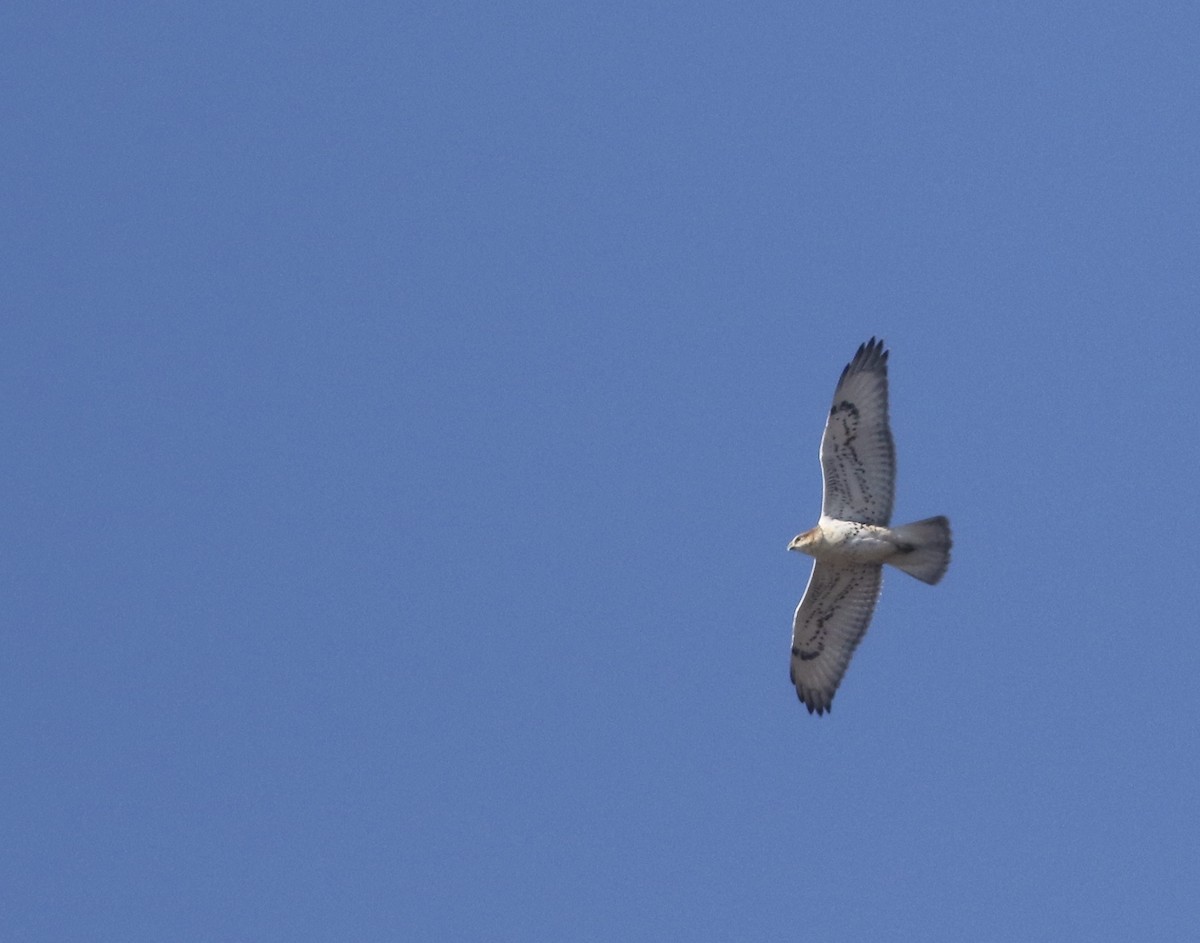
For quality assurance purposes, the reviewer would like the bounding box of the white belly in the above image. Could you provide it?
[813,517,900,565]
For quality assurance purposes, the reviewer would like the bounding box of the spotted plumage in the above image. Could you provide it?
[788,338,951,715]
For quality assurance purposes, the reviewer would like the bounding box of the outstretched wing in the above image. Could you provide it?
[820,337,895,525]
[790,562,883,715]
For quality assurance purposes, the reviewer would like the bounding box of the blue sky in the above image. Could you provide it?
[4,2,1199,940]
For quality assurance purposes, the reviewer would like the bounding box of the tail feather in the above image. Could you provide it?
[889,516,952,585]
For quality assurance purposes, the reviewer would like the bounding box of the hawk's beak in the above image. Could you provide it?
[788,536,802,552]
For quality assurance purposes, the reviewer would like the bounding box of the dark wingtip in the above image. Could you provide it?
[840,337,888,382]
[863,336,887,364]
[795,687,833,716]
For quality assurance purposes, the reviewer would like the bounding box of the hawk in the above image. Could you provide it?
[788,338,951,714]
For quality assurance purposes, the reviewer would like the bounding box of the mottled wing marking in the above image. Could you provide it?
[819,337,895,526]
[790,562,884,715]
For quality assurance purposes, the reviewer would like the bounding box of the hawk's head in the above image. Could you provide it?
[788,528,820,555]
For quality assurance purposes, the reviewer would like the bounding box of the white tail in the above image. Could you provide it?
[888,516,952,585]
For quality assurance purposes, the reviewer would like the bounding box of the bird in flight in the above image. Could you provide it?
[788,338,951,714]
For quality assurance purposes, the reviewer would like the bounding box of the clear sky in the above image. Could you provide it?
[4,2,1199,940]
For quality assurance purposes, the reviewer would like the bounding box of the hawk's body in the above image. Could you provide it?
[788,338,951,715]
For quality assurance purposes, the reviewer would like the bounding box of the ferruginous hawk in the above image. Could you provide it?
[788,338,951,715]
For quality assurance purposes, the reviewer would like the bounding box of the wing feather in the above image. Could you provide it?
[790,562,883,714]
[819,337,895,525]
